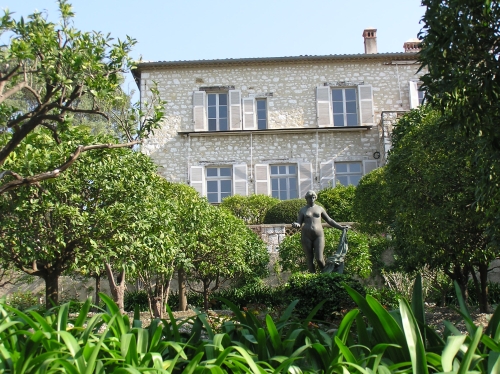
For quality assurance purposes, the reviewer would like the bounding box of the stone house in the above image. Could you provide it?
[133,29,424,203]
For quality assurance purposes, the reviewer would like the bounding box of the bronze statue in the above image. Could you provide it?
[292,190,348,273]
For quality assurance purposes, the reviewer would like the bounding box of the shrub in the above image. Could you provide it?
[6,291,42,310]
[220,194,280,225]
[284,272,365,320]
[317,184,356,222]
[124,290,149,312]
[213,281,287,310]
[264,198,324,224]
[278,228,373,278]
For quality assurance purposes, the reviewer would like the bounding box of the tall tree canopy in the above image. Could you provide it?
[0,0,164,195]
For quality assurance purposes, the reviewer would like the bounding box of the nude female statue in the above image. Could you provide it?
[292,190,348,273]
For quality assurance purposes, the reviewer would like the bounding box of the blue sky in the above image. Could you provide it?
[3,0,424,93]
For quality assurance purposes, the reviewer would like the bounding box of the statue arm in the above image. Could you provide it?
[292,209,304,228]
[321,209,346,230]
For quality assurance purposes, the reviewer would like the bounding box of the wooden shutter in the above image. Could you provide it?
[320,160,335,190]
[358,85,374,125]
[189,166,205,196]
[298,162,313,199]
[193,91,207,131]
[229,90,242,130]
[409,81,420,109]
[363,160,378,175]
[242,97,257,130]
[316,86,332,127]
[233,164,248,196]
[254,164,270,195]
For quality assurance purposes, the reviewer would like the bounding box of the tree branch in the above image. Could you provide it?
[0,140,140,194]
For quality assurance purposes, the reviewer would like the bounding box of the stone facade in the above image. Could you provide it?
[134,46,425,200]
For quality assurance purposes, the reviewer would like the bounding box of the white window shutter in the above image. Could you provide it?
[358,85,374,125]
[316,86,332,127]
[363,160,378,175]
[242,97,257,130]
[193,91,207,131]
[233,164,248,196]
[254,164,270,195]
[298,163,313,199]
[320,160,335,190]
[189,166,205,196]
[409,81,420,109]
[229,90,242,130]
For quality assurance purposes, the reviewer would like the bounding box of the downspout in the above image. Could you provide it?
[187,134,191,183]
[250,132,254,182]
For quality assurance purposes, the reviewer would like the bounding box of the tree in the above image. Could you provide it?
[0,127,163,309]
[384,107,494,312]
[0,0,164,195]
[317,184,356,222]
[419,0,500,243]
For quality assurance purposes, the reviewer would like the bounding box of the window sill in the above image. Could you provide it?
[178,126,373,136]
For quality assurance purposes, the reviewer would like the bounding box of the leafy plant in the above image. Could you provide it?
[124,290,149,312]
[317,184,356,222]
[264,198,324,224]
[220,194,280,225]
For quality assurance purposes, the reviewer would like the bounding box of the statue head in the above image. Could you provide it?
[305,190,317,199]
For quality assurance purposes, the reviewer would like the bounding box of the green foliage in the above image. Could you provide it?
[354,167,392,234]
[285,272,364,320]
[264,198,324,224]
[220,194,280,225]
[5,291,43,311]
[365,286,401,309]
[278,228,373,278]
[317,184,356,222]
[124,290,149,312]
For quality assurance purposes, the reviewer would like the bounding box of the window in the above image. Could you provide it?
[418,86,425,105]
[270,165,298,200]
[206,167,232,203]
[332,88,358,126]
[207,93,228,131]
[256,99,267,130]
[335,162,362,186]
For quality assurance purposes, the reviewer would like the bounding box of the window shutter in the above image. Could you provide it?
[363,160,378,175]
[229,90,242,130]
[233,164,248,196]
[358,85,374,125]
[193,91,207,131]
[254,164,270,195]
[409,81,419,109]
[190,166,205,196]
[316,86,332,127]
[320,160,335,190]
[298,162,313,199]
[242,97,257,130]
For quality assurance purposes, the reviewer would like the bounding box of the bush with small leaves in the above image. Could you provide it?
[264,198,324,224]
[220,194,280,225]
[317,184,356,222]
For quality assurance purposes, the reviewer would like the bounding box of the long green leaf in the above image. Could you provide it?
[400,299,429,374]
[85,313,116,374]
[488,351,500,374]
[74,298,92,329]
[485,303,500,339]
[266,314,281,355]
[453,282,475,335]
[458,326,483,374]
[411,274,427,346]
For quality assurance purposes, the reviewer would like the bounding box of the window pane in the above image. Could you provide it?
[207,180,218,192]
[346,114,357,126]
[208,94,216,105]
[220,180,232,193]
[258,120,267,130]
[207,193,218,203]
[345,89,356,101]
[288,165,296,175]
[333,102,344,114]
[271,178,279,190]
[349,163,362,173]
[337,176,348,186]
[256,100,266,110]
[208,119,216,131]
[219,93,227,105]
[289,189,298,199]
[219,105,227,118]
[289,177,297,191]
[336,164,348,173]
[272,190,279,199]
[278,165,286,174]
[208,106,216,119]
[350,175,362,186]
[278,178,286,190]
[221,191,231,200]
[270,166,278,175]
[280,191,287,200]
[345,101,357,114]
[333,114,345,126]
[220,167,231,176]
[219,119,228,131]
[332,89,343,101]
[206,168,218,177]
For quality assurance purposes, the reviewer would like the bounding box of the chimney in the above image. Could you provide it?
[363,28,378,54]
[403,38,422,53]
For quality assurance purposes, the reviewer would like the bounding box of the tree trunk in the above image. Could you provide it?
[105,263,126,313]
[44,274,59,309]
[151,281,163,319]
[95,274,101,306]
[178,268,187,311]
[478,263,489,313]
[203,279,210,311]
